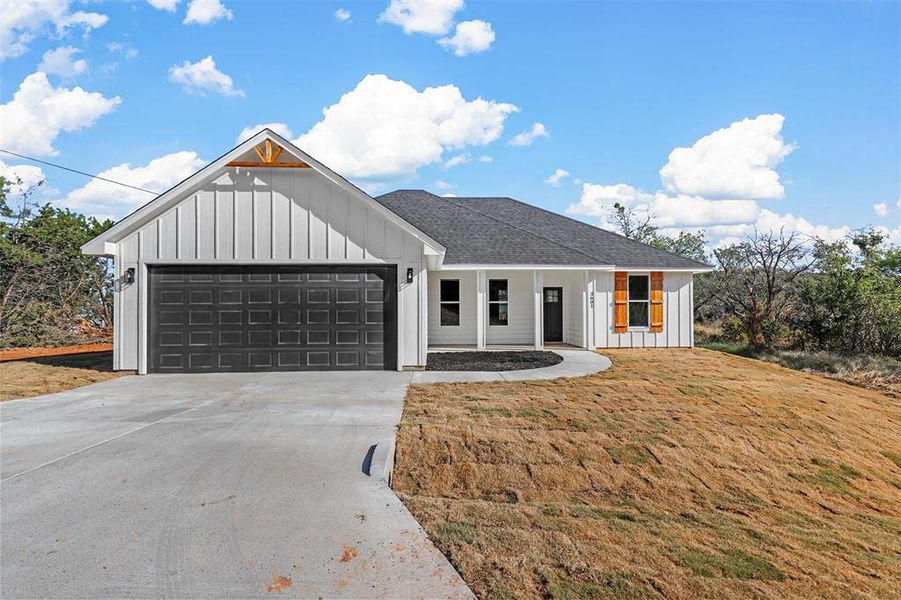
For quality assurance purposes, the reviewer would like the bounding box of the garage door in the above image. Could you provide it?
[148,265,397,373]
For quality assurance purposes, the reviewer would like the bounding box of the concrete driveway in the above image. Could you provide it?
[1,372,471,599]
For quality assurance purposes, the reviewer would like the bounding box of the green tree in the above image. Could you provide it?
[794,230,900,356]
[707,230,813,350]
[0,175,115,347]
[608,202,709,262]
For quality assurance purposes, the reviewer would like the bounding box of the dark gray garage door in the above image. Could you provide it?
[148,265,397,373]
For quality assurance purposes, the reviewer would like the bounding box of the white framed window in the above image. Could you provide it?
[628,274,650,328]
[440,279,460,326]
[488,279,508,326]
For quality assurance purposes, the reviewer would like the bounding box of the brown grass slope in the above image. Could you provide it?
[0,351,123,401]
[393,349,901,599]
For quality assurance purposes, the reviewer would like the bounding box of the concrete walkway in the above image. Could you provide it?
[411,349,611,384]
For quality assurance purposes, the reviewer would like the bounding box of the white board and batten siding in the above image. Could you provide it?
[593,271,694,348]
[114,167,427,372]
[425,269,694,349]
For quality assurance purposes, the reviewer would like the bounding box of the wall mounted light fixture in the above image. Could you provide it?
[406,268,414,284]
[124,267,135,285]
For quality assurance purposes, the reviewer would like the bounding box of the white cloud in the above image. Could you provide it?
[107,42,138,59]
[649,194,759,228]
[441,193,457,198]
[334,8,351,22]
[567,183,652,216]
[63,151,205,218]
[294,74,518,179]
[38,46,87,78]
[478,155,492,163]
[378,0,463,35]
[439,19,494,56]
[544,168,569,186]
[568,183,758,228]
[567,114,863,248]
[236,122,294,145]
[873,202,888,218]
[183,0,232,25]
[168,56,243,96]
[147,0,180,10]
[509,122,548,147]
[897,197,901,209]
[443,154,469,168]
[0,159,48,195]
[0,72,121,156]
[434,180,455,191]
[706,210,852,248]
[0,0,108,61]
[659,113,797,199]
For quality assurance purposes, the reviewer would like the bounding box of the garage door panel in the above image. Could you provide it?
[149,265,396,373]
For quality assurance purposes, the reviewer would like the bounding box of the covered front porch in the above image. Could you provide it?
[426,268,606,352]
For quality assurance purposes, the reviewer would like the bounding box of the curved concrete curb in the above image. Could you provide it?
[410,350,611,384]
[369,437,396,483]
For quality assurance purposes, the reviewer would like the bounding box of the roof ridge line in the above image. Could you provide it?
[479,196,710,269]
[439,195,609,265]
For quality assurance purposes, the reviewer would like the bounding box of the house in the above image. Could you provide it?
[83,130,710,374]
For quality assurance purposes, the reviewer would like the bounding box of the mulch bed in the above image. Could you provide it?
[426,351,563,371]
[0,342,113,362]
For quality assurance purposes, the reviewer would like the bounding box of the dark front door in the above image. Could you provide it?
[148,265,397,373]
[543,287,563,343]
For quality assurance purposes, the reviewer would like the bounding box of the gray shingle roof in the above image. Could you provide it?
[374,190,709,269]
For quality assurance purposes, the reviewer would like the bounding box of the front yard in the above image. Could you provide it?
[0,351,124,401]
[393,349,901,599]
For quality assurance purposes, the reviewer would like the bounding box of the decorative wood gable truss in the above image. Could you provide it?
[226,139,310,168]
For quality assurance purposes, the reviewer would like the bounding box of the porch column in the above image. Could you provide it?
[583,270,595,350]
[476,269,486,349]
[533,270,543,349]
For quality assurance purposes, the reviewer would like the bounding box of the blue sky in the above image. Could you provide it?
[1,0,898,246]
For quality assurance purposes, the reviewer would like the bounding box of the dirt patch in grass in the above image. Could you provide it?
[0,351,125,401]
[393,348,901,599]
[427,351,563,371]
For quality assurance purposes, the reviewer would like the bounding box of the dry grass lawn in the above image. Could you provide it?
[0,351,124,401]
[393,349,901,599]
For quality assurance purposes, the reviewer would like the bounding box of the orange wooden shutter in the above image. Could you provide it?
[614,272,628,333]
[650,271,664,333]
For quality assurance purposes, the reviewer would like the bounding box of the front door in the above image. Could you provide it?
[543,287,563,343]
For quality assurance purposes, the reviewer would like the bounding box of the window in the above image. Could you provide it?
[440,280,460,326]
[628,275,650,328]
[488,279,508,326]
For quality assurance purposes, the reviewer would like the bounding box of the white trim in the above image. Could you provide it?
[433,265,710,272]
[137,258,395,265]
[436,264,614,271]
[138,262,148,374]
[475,270,486,349]
[583,270,594,350]
[419,261,428,365]
[616,266,712,273]
[533,271,543,350]
[82,129,446,258]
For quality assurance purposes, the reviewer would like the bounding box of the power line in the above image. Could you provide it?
[0,149,159,195]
